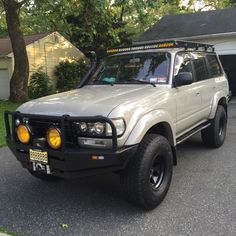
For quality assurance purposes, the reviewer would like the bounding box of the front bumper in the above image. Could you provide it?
[7,140,138,179]
[4,111,138,179]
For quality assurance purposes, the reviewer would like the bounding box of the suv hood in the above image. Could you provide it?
[18,85,167,117]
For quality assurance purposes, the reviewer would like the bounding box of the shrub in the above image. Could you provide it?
[55,59,88,92]
[28,69,54,99]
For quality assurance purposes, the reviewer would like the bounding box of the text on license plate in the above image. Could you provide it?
[29,149,48,164]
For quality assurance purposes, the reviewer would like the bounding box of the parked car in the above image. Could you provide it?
[5,40,229,210]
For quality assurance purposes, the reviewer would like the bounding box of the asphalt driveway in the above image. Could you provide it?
[0,103,235,236]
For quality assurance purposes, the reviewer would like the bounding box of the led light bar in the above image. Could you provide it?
[107,40,214,54]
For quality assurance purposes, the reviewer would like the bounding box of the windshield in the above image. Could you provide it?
[87,52,171,85]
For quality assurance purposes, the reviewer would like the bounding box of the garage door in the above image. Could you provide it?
[219,55,236,95]
[0,69,10,100]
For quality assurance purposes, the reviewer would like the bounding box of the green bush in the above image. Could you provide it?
[55,59,88,92]
[28,69,54,99]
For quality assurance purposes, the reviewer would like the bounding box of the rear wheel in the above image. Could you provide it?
[201,105,227,148]
[120,134,173,210]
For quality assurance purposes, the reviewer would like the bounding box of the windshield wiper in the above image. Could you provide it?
[124,79,156,87]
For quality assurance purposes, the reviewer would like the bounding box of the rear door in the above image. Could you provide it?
[174,52,202,136]
[191,53,222,119]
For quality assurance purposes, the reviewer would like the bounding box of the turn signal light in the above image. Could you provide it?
[16,125,31,144]
[47,128,62,149]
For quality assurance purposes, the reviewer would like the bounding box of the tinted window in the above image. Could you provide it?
[192,56,209,81]
[206,55,222,77]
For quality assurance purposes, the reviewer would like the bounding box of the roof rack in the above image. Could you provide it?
[106,40,214,54]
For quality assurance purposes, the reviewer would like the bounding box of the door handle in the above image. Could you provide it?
[195,92,200,95]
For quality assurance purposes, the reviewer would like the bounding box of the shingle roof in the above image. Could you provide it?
[0,32,51,55]
[136,8,236,43]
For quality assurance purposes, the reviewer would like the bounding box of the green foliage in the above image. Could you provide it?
[55,59,88,92]
[1,0,235,54]
[182,0,234,12]
[66,0,180,57]
[28,68,54,99]
[0,101,20,147]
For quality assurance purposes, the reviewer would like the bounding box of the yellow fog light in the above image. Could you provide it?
[16,125,31,144]
[47,128,62,149]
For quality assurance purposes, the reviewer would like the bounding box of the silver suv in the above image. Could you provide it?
[5,40,229,210]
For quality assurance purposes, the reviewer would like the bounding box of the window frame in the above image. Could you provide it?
[205,53,223,78]
[172,51,196,86]
[190,52,211,82]
[172,51,223,87]
[88,51,172,85]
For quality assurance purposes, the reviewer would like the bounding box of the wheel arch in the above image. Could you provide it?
[124,110,177,165]
[209,91,228,119]
[147,122,177,165]
[147,122,174,146]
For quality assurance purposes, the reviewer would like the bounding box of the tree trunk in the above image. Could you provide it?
[3,0,29,102]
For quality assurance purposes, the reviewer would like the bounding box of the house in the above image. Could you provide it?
[0,32,85,100]
[135,8,236,94]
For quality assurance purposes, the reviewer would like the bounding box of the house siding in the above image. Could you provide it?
[0,57,13,78]
[8,32,85,87]
[188,36,236,55]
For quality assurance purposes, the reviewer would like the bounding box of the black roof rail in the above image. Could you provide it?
[106,40,214,54]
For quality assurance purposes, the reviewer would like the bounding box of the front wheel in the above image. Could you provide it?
[120,134,173,210]
[201,105,227,148]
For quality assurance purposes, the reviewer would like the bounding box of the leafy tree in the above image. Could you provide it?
[55,59,88,92]
[182,0,235,11]
[0,0,29,102]
[20,0,78,39]
[66,0,133,57]
[66,0,180,57]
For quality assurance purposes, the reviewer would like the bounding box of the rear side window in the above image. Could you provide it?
[206,55,222,77]
[192,57,209,81]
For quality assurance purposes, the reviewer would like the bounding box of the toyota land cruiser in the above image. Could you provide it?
[5,40,229,210]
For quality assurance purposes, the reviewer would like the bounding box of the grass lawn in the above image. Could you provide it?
[0,101,20,147]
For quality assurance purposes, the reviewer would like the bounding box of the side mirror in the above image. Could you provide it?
[174,72,193,87]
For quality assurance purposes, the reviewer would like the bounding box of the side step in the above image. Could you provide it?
[176,122,211,145]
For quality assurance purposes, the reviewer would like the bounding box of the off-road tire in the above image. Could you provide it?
[28,170,62,181]
[120,134,173,210]
[201,105,227,148]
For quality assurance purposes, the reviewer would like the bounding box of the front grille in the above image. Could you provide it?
[5,111,118,151]
[27,118,78,148]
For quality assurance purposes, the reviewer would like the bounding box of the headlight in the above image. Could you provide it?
[47,128,62,149]
[16,124,31,144]
[94,122,105,134]
[106,119,125,136]
[15,119,20,126]
[78,122,87,132]
[74,118,125,137]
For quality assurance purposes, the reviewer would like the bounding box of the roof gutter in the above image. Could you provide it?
[134,31,236,45]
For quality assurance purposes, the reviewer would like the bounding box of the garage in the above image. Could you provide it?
[135,7,236,95]
[219,55,236,95]
[0,69,10,100]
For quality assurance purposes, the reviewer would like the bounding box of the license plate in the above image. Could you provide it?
[29,149,48,164]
